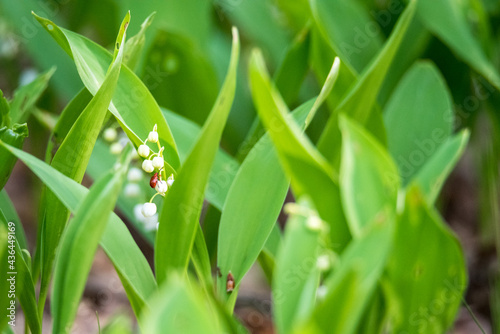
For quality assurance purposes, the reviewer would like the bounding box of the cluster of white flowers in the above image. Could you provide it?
[103,126,139,160]
[136,124,175,222]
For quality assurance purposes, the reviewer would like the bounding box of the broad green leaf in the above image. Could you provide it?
[217,0,291,65]
[339,116,399,237]
[274,27,311,105]
[276,0,310,32]
[309,0,383,73]
[155,28,239,283]
[37,13,130,313]
[0,142,156,320]
[217,58,339,303]
[33,13,180,173]
[141,275,223,334]
[101,316,132,334]
[384,61,454,184]
[385,186,467,333]
[317,0,417,166]
[50,89,93,152]
[163,108,239,211]
[217,133,289,302]
[0,90,10,128]
[309,29,356,112]
[9,67,55,124]
[0,190,27,250]
[124,12,155,71]
[192,225,214,293]
[273,198,322,334]
[0,211,40,334]
[143,29,218,126]
[51,147,132,334]
[417,0,500,91]
[306,218,394,334]
[249,49,350,252]
[0,124,28,190]
[412,131,470,204]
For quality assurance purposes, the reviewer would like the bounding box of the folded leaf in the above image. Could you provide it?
[155,28,239,283]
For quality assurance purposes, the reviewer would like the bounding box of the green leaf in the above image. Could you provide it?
[10,67,55,124]
[140,274,223,334]
[384,186,467,333]
[317,0,417,166]
[0,142,156,321]
[306,219,394,334]
[0,211,40,334]
[274,27,311,105]
[273,198,322,334]
[155,28,240,283]
[249,49,350,252]
[0,190,28,251]
[0,90,11,128]
[163,108,239,211]
[412,131,470,204]
[37,12,130,314]
[339,115,399,237]
[0,124,28,191]
[143,30,219,126]
[124,12,155,71]
[51,147,132,334]
[218,0,291,65]
[309,0,383,73]
[33,12,180,173]
[217,57,340,303]
[384,61,454,184]
[417,0,500,91]
[217,99,314,303]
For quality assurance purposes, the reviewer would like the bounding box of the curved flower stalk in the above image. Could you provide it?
[136,124,175,219]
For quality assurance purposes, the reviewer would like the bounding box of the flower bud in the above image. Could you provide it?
[306,215,323,231]
[155,180,168,195]
[110,142,123,155]
[167,174,174,187]
[148,130,159,143]
[142,159,154,173]
[141,202,157,217]
[152,156,164,169]
[137,144,150,158]
[124,183,141,197]
[316,255,331,271]
[103,128,117,142]
[127,168,142,182]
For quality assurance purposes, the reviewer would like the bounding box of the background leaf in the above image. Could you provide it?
[155,28,239,283]
[384,186,467,333]
[384,61,454,184]
[51,147,132,334]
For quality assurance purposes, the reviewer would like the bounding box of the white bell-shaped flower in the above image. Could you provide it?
[167,174,174,187]
[142,159,154,173]
[110,142,122,155]
[148,130,159,143]
[141,202,157,217]
[155,180,168,196]
[316,255,331,271]
[127,167,143,182]
[137,144,150,158]
[152,156,164,169]
[124,183,141,197]
[103,128,117,142]
[306,215,323,231]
